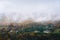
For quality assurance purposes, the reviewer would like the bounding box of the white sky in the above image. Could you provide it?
[0,0,60,22]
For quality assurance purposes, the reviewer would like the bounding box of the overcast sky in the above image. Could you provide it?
[0,0,60,22]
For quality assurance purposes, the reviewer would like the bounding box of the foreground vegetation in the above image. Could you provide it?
[0,20,60,40]
[0,31,60,40]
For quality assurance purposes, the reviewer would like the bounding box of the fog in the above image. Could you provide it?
[0,0,60,22]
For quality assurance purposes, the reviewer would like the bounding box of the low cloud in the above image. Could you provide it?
[0,0,60,22]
